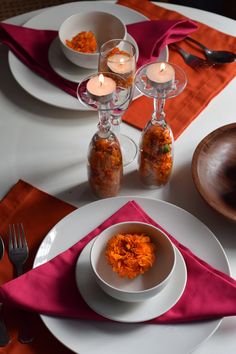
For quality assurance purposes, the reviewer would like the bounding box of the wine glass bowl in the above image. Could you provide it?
[98,39,138,166]
[98,39,136,86]
[77,72,133,198]
[134,62,187,188]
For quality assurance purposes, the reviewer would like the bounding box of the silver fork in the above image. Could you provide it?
[9,224,29,277]
[170,43,211,69]
[8,224,34,344]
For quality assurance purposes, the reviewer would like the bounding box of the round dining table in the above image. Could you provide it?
[0,1,235,353]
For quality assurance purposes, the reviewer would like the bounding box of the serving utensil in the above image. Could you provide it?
[8,224,34,344]
[170,43,210,69]
[0,236,10,347]
[185,36,236,64]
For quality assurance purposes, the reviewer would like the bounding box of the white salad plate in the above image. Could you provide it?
[8,1,168,110]
[33,196,230,354]
[76,241,187,323]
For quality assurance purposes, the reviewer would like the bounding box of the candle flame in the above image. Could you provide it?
[119,58,125,65]
[160,63,166,72]
[98,74,104,86]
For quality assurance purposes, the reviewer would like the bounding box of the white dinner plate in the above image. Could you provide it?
[33,196,230,354]
[8,1,168,110]
[76,241,187,323]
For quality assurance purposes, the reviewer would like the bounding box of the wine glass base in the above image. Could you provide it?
[119,134,138,167]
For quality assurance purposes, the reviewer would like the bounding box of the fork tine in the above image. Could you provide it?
[20,223,28,250]
[16,224,22,248]
[12,224,18,249]
[8,224,14,250]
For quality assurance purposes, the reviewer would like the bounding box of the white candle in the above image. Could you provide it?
[146,62,175,89]
[107,53,135,75]
[86,74,116,103]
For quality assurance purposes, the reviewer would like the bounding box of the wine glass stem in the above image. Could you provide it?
[111,115,122,137]
[152,96,166,125]
[98,103,111,138]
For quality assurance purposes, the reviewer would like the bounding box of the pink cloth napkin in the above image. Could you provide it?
[0,19,197,96]
[0,200,236,324]
[127,19,197,67]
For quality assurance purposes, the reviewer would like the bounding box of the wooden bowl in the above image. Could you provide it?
[192,123,236,222]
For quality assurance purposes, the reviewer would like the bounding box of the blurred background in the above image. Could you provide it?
[0,0,235,23]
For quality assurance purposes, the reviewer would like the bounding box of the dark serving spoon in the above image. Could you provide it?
[185,36,236,64]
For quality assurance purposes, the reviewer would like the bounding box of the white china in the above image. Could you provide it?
[33,196,230,354]
[76,240,186,322]
[8,2,168,110]
[58,11,126,69]
[90,222,176,302]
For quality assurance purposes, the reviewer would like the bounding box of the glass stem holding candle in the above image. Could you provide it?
[77,72,132,198]
[135,61,187,189]
[98,39,137,166]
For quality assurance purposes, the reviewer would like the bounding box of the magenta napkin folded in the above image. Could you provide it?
[0,200,236,324]
[127,19,197,67]
[0,19,197,97]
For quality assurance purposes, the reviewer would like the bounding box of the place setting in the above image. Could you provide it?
[0,0,206,112]
[0,183,236,354]
[0,1,236,354]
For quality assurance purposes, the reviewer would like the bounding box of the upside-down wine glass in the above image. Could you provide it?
[77,72,132,199]
[98,39,137,166]
[135,61,187,188]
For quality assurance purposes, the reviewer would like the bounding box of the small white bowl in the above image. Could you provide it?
[58,11,126,69]
[90,221,176,302]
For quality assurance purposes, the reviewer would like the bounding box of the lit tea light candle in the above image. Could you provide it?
[146,62,175,90]
[86,74,116,103]
[107,53,134,74]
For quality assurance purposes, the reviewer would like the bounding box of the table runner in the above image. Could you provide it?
[118,0,236,139]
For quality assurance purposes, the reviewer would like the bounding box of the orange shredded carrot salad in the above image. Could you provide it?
[105,233,156,279]
[65,31,97,53]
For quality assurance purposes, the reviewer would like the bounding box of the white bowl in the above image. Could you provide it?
[90,221,176,302]
[58,11,126,69]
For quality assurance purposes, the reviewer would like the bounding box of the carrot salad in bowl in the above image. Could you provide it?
[105,233,156,279]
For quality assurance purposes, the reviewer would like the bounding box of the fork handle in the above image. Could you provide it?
[18,310,35,344]
[170,43,188,60]
[15,265,23,278]
[185,36,207,50]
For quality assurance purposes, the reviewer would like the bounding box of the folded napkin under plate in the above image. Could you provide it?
[0,180,236,325]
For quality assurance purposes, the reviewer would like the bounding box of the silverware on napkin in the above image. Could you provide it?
[170,43,211,69]
[185,36,236,64]
[0,236,11,347]
[8,224,34,344]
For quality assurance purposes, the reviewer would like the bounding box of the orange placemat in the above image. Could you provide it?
[0,180,76,354]
[118,0,236,139]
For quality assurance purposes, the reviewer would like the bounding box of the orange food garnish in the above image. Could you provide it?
[66,31,97,53]
[106,233,156,279]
